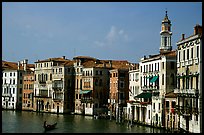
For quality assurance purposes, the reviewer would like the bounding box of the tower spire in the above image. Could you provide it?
[160,10,172,53]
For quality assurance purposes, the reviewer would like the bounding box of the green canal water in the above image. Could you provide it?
[2,110,168,133]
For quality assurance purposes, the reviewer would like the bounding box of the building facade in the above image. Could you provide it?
[126,63,140,124]
[33,57,74,114]
[22,71,35,111]
[2,59,34,110]
[174,24,202,133]
[134,11,177,127]
[73,56,111,116]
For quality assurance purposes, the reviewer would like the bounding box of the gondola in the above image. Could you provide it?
[43,121,57,131]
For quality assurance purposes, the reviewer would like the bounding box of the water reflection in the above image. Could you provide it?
[2,110,167,133]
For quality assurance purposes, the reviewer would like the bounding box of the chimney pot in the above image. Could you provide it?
[181,34,185,40]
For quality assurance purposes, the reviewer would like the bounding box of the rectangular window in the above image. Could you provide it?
[20,88,22,94]
[152,64,153,72]
[149,64,151,72]
[178,51,180,62]
[186,77,189,89]
[10,72,12,76]
[191,48,193,59]
[197,46,199,58]
[155,63,157,71]
[149,110,150,119]
[158,62,159,71]
[190,77,193,89]
[144,65,145,73]
[159,103,160,110]
[146,65,148,72]
[162,74,164,85]
[153,103,155,109]
[166,101,169,108]
[13,79,15,84]
[162,62,164,69]
[140,66,142,72]
[183,50,185,61]
[187,49,189,60]
[13,88,15,94]
[172,101,176,108]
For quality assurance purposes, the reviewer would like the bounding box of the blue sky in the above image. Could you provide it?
[2,2,202,64]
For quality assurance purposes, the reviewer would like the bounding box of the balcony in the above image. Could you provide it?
[174,88,198,95]
[194,57,199,64]
[52,81,63,90]
[108,99,116,104]
[38,84,47,89]
[39,80,46,84]
[181,61,185,67]
[177,62,180,68]
[52,84,63,90]
[53,97,63,101]
[189,59,193,65]
[2,93,12,97]
[81,97,93,103]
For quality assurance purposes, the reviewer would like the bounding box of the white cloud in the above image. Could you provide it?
[94,25,129,47]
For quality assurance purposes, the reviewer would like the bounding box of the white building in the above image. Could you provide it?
[2,59,34,110]
[174,24,202,133]
[126,63,140,123]
[135,11,177,127]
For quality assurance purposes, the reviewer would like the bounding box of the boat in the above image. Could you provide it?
[43,121,57,131]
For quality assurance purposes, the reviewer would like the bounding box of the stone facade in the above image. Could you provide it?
[174,24,202,133]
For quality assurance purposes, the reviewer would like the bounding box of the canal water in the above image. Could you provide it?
[2,110,167,133]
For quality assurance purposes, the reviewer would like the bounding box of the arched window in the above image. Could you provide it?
[164,37,167,46]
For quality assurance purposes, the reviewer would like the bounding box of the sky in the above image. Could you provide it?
[2,2,202,64]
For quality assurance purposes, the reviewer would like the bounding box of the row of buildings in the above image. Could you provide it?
[2,11,202,133]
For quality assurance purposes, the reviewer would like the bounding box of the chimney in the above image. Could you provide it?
[181,33,185,40]
[23,59,28,71]
[109,60,112,68]
[18,61,20,70]
[62,56,66,59]
[194,24,202,35]
[103,63,106,68]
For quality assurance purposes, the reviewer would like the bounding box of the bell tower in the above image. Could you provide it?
[160,10,172,53]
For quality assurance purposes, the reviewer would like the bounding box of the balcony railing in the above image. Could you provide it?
[174,88,198,94]
[53,97,63,101]
[2,93,12,97]
[81,98,93,103]
[177,62,180,68]
[194,57,199,64]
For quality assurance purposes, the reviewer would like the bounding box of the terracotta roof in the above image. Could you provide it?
[35,57,69,63]
[2,61,35,71]
[63,60,74,66]
[142,50,176,62]
[73,56,98,61]
[2,61,18,70]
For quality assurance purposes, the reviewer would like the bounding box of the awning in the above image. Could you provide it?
[150,76,158,83]
[134,92,152,99]
[80,90,92,94]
